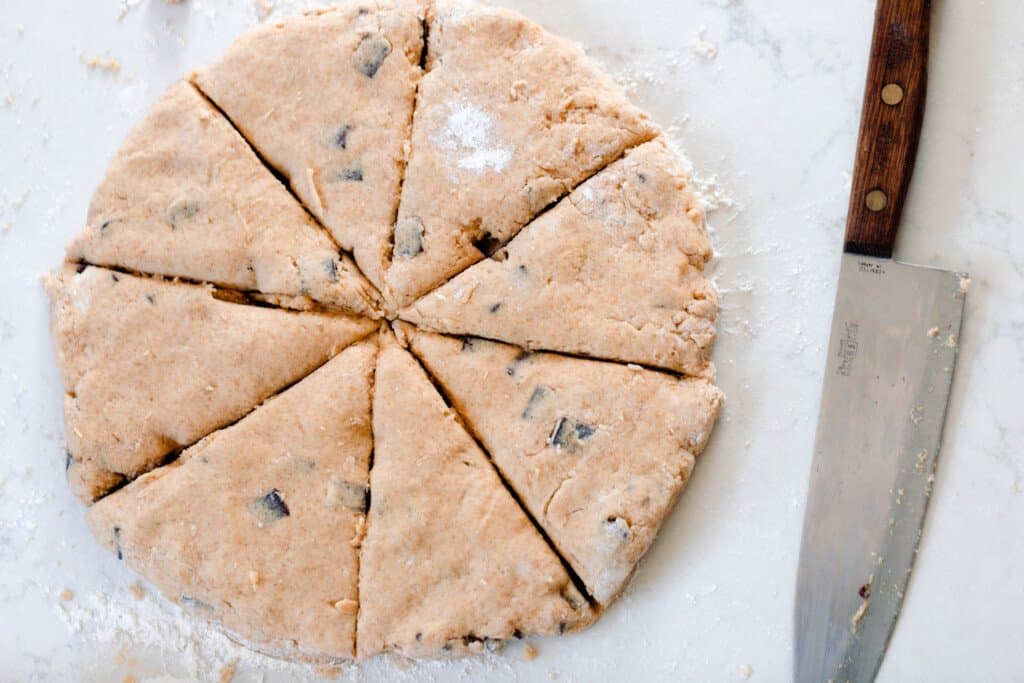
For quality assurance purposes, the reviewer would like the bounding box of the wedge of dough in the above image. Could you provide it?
[192,1,424,294]
[384,0,659,308]
[68,81,378,318]
[44,265,376,503]
[357,331,593,658]
[400,138,717,376]
[402,326,723,605]
[88,339,377,661]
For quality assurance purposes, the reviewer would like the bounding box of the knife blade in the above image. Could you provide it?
[794,2,967,682]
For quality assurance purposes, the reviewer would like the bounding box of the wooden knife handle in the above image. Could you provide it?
[844,0,931,257]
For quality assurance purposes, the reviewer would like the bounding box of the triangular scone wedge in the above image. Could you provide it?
[68,81,378,318]
[357,331,594,659]
[192,2,424,294]
[400,138,717,377]
[88,339,377,662]
[401,326,724,605]
[44,265,376,503]
[384,0,659,308]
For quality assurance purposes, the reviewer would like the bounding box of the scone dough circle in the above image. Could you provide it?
[46,0,723,665]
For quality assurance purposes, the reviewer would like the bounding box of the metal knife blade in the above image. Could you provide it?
[794,1,969,680]
[794,254,966,683]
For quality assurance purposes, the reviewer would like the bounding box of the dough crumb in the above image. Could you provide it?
[693,26,718,60]
[958,276,971,295]
[248,570,260,591]
[59,588,75,601]
[943,334,958,349]
[218,660,237,683]
[129,582,146,600]
[927,326,940,338]
[122,675,138,683]
[850,600,869,632]
[739,663,753,679]
[83,56,121,74]
[524,643,538,661]
[333,598,358,615]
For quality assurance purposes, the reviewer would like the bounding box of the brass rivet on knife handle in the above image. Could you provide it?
[865,189,888,212]
[843,0,931,258]
[881,83,904,105]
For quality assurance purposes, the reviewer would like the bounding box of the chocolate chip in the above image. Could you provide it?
[506,349,532,377]
[602,517,631,541]
[333,125,351,150]
[352,34,392,78]
[394,216,423,259]
[441,643,452,652]
[145,293,156,304]
[512,629,524,640]
[549,417,596,452]
[74,263,87,273]
[488,302,502,314]
[460,337,486,353]
[167,199,200,228]
[415,632,423,642]
[249,488,290,525]
[558,622,568,635]
[180,595,215,611]
[99,220,113,233]
[340,166,363,182]
[517,264,528,276]
[112,525,122,560]
[859,582,872,599]
[326,477,369,513]
[521,385,552,420]
[472,231,501,257]
[110,273,119,283]
[324,258,338,282]
[636,171,648,183]
[64,450,73,471]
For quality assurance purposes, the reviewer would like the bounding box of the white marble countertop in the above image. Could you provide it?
[1,1,1021,681]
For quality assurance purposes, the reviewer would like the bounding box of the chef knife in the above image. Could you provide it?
[794,1,967,681]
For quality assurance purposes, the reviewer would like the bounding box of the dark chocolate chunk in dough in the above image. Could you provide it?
[521,385,552,420]
[352,34,392,78]
[167,199,200,228]
[249,488,290,525]
[549,417,596,452]
[394,216,424,259]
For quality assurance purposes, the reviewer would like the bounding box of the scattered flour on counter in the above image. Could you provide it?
[433,102,513,174]
[55,589,314,681]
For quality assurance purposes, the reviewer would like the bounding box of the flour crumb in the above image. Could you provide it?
[433,102,513,175]
[850,600,869,632]
[16,23,25,34]
[738,663,753,679]
[83,56,122,74]
[524,643,539,661]
[693,25,718,60]
[958,275,971,296]
[943,333,958,349]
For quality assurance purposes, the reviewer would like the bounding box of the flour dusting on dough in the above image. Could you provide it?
[434,102,513,174]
